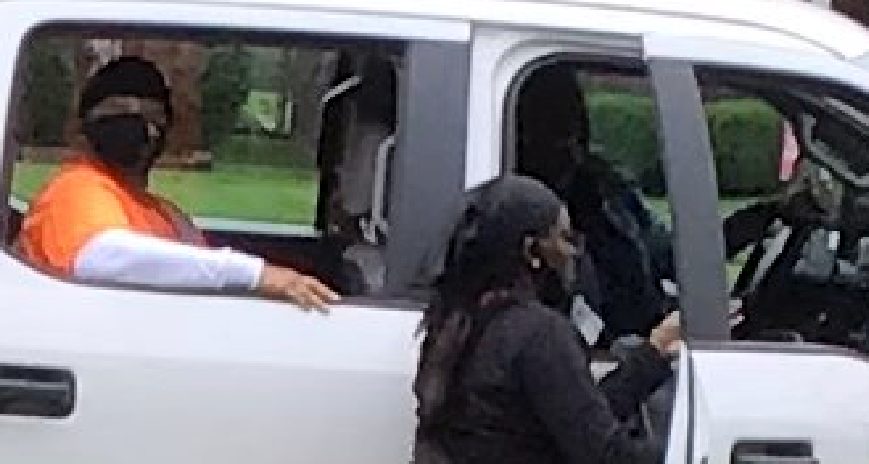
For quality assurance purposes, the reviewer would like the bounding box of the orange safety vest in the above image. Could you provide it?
[17,154,206,277]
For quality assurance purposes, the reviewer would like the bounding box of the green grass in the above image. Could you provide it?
[12,161,318,225]
[151,165,318,224]
[12,162,59,201]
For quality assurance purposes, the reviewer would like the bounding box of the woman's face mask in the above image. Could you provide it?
[85,114,166,170]
[83,96,169,174]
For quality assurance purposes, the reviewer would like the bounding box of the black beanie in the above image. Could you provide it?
[78,56,172,119]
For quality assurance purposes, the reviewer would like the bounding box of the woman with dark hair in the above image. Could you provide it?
[414,175,679,464]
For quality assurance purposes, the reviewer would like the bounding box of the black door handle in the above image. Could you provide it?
[0,365,75,418]
[732,440,819,464]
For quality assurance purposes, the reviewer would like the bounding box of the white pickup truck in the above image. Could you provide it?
[2,0,869,463]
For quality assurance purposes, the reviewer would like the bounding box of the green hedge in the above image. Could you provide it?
[587,92,782,195]
[587,92,662,193]
[707,99,781,195]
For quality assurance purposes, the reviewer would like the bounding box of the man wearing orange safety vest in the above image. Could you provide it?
[17,57,339,310]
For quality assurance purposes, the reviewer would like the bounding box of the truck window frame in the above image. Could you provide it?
[1,20,470,307]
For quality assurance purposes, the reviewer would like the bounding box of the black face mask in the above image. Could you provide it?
[83,114,166,172]
[537,257,578,314]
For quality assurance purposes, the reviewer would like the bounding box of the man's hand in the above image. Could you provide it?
[257,264,340,312]
[728,299,745,328]
[649,311,681,355]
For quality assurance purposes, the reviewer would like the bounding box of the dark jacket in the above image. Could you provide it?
[562,158,674,340]
[420,300,671,464]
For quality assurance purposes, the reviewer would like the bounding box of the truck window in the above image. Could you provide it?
[696,66,869,351]
[507,58,677,348]
[6,29,402,297]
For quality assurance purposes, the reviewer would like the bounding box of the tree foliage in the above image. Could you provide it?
[201,43,252,149]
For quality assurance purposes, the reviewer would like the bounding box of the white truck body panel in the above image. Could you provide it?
[0,256,421,463]
[691,348,869,463]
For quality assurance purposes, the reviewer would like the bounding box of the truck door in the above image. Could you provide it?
[648,34,869,464]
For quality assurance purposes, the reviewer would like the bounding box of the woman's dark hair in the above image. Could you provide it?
[516,63,589,188]
[78,56,172,120]
[415,174,564,428]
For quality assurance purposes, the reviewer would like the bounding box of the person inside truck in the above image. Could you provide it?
[515,64,674,345]
[413,174,680,464]
[15,56,339,310]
